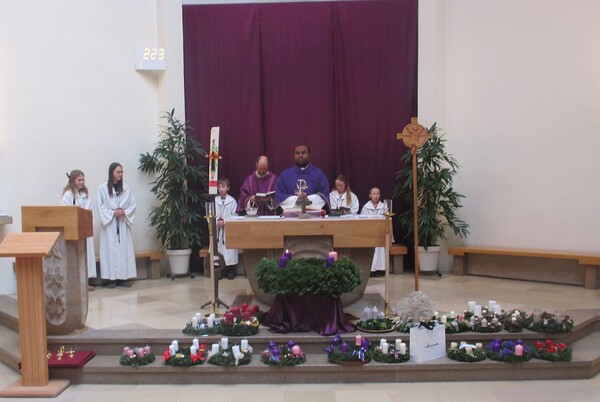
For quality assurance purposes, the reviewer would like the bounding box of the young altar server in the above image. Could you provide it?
[62,169,96,291]
[215,177,239,280]
[360,187,388,277]
[97,162,137,288]
[329,174,359,214]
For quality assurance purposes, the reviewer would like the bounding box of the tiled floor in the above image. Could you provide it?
[1,272,599,401]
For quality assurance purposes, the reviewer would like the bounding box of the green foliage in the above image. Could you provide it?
[393,123,469,248]
[138,109,208,250]
[447,348,486,363]
[357,318,396,332]
[256,256,361,298]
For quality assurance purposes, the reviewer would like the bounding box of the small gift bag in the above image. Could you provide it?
[409,322,446,363]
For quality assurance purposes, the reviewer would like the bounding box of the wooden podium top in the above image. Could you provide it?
[225,217,387,249]
[0,232,60,258]
[22,206,92,241]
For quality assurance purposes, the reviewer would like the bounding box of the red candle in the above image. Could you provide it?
[241,302,249,313]
[230,306,240,317]
[251,305,260,313]
[224,313,234,325]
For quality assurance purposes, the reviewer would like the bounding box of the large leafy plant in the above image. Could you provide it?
[393,123,469,248]
[138,109,208,250]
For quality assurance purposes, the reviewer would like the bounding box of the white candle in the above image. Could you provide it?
[195,312,202,318]
[399,342,406,355]
[511,315,517,323]
[473,305,482,316]
[450,342,458,350]
[372,306,379,316]
[380,339,387,349]
[493,304,502,314]
[220,337,228,350]
[381,343,389,354]
[449,310,456,319]
[360,307,372,321]
[465,346,473,354]
[209,313,216,320]
[192,317,199,328]
[440,315,447,324]
[488,300,496,309]
[211,343,220,355]
[192,338,199,349]
[207,317,214,328]
[169,345,176,355]
[171,340,179,352]
[395,339,402,350]
[467,301,476,312]
[533,311,542,323]
[190,346,197,356]
[241,339,249,351]
[232,345,241,358]
[481,318,488,327]
[476,343,483,350]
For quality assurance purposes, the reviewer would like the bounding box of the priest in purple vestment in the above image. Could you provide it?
[236,155,278,216]
[274,144,330,211]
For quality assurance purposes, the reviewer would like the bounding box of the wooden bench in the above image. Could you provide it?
[448,246,600,289]
[95,250,163,280]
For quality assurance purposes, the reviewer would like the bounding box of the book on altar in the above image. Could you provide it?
[255,190,276,198]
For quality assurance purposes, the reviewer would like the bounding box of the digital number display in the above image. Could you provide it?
[134,47,166,71]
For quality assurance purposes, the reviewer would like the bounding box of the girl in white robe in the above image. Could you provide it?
[215,178,239,279]
[329,174,359,214]
[360,187,388,276]
[97,163,137,288]
[62,170,97,290]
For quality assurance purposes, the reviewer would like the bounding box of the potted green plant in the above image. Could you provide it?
[138,109,208,277]
[393,123,469,272]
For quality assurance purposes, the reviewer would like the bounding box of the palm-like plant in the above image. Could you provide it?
[138,109,208,250]
[393,123,469,248]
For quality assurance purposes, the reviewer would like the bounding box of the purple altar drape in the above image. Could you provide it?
[263,294,356,336]
[183,0,418,221]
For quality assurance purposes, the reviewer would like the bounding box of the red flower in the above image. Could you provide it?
[545,339,552,347]
[558,343,567,350]
[163,349,171,362]
[535,341,543,350]
[550,345,557,353]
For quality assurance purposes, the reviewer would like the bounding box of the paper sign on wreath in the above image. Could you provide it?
[409,324,446,363]
[208,127,220,195]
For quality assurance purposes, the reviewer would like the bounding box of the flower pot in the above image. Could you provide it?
[417,246,440,273]
[166,249,192,277]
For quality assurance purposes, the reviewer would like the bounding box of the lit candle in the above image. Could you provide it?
[211,343,220,355]
[220,337,228,350]
[328,251,338,261]
[278,255,288,268]
[399,343,407,355]
[192,316,199,328]
[284,249,292,260]
[450,342,458,350]
[241,339,249,351]
[514,344,523,356]
[355,335,362,346]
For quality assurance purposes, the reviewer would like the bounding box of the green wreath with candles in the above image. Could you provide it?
[447,346,486,363]
[256,256,361,297]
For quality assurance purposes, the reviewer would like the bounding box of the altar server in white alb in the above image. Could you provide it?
[329,174,359,214]
[97,162,137,288]
[360,187,388,277]
[62,169,96,291]
[215,177,239,280]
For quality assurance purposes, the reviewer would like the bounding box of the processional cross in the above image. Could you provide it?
[397,117,432,292]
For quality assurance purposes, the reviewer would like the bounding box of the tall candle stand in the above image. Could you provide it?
[397,117,432,292]
[383,198,394,317]
[200,200,229,312]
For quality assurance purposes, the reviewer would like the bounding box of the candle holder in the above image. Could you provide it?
[200,199,229,312]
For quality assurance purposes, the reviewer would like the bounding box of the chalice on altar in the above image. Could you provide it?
[245,201,258,218]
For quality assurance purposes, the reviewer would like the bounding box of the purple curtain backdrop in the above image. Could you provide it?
[183,0,417,225]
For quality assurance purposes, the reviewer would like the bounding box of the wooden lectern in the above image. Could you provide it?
[0,232,70,397]
[22,206,93,335]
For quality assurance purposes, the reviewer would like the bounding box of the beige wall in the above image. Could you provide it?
[1,0,598,293]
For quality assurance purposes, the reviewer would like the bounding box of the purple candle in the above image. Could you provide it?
[341,342,349,354]
[284,249,292,260]
[278,256,288,268]
[325,256,335,267]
